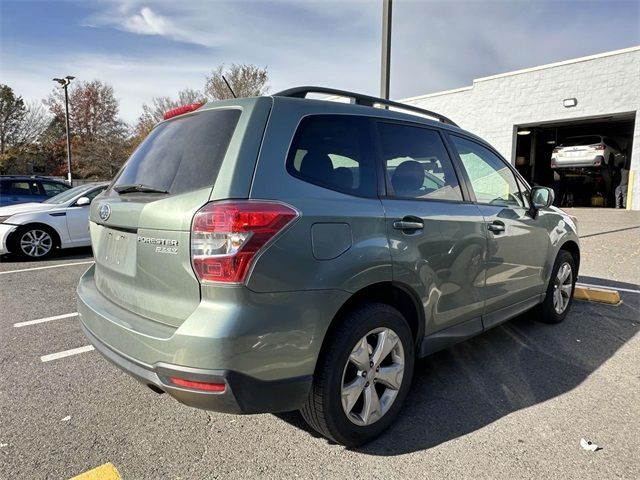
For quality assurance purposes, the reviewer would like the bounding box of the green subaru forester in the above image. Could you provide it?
[78,87,580,446]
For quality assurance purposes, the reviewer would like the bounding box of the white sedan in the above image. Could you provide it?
[0,182,108,259]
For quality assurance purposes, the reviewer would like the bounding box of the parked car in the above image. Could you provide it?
[78,88,580,446]
[0,175,71,206]
[551,135,625,170]
[0,182,108,258]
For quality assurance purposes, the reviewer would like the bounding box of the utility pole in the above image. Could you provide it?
[53,76,75,185]
[380,0,393,100]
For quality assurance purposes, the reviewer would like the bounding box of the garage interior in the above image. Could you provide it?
[514,113,635,208]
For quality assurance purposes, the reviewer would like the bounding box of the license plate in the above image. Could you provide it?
[103,231,133,268]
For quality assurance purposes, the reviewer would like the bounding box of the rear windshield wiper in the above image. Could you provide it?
[113,184,169,195]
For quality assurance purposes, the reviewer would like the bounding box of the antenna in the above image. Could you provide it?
[222,76,237,99]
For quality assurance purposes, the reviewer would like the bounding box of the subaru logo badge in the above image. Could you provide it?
[99,204,111,222]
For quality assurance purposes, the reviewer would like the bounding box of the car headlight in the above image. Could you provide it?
[0,216,13,224]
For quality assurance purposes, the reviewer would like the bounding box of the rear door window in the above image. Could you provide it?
[113,109,241,196]
[377,122,462,201]
[286,115,376,197]
[6,181,38,196]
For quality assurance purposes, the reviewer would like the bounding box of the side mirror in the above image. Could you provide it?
[75,196,91,206]
[530,186,554,209]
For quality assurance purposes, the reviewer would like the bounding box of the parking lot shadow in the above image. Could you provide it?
[276,283,639,454]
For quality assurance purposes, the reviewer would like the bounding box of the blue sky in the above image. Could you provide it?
[1,0,638,124]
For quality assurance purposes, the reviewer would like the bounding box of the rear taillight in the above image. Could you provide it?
[191,201,298,284]
[552,147,560,154]
[594,144,606,151]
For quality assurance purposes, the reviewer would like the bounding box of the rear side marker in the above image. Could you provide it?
[169,377,226,392]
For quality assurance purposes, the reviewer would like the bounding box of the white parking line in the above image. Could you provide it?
[14,312,79,328]
[0,261,94,275]
[576,282,640,294]
[40,345,95,363]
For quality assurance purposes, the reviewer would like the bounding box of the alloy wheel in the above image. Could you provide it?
[340,327,405,426]
[553,262,573,314]
[20,229,53,258]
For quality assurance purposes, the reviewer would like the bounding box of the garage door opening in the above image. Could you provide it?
[514,113,635,208]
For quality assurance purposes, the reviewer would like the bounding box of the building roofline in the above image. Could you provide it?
[402,45,640,103]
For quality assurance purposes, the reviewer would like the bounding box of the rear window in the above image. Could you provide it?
[113,109,241,195]
[561,136,601,147]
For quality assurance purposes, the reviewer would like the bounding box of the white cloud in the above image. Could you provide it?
[121,7,171,36]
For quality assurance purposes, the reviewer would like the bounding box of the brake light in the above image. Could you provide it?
[169,377,226,392]
[594,144,605,151]
[163,103,204,120]
[191,201,298,284]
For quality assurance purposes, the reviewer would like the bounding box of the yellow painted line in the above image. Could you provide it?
[574,285,621,305]
[625,170,634,210]
[70,463,121,480]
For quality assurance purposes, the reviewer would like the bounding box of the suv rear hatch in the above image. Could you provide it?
[89,98,272,328]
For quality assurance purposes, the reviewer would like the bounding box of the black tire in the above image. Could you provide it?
[10,225,57,259]
[535,250,577,324]
[301,303,415,446]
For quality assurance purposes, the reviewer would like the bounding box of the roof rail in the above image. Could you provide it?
[274,86,458,127]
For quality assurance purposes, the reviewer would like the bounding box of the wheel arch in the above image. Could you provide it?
[318,282,424,366]
[7,222,62,252]
[559,239,580,272]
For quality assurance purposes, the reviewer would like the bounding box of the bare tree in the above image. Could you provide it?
[13,101,51,148]
[204,64,269,100]
[0,85,49,155]
[132,88,207,145]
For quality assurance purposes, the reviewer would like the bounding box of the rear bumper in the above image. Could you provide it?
[551,155,605,169]
[81,322,311,413]
[77,264,349,413]
[0,223,17,254]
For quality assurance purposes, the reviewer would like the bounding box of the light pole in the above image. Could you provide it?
[53,75,75,185]
[380,0,392,100]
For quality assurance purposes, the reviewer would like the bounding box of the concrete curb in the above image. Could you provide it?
[574,285,622,305]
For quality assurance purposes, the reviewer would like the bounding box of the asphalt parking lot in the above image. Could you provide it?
[1,210,639,479]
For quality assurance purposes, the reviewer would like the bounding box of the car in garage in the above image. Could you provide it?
[0,182,108,258]
[551,135,625,170]
[77,88,580,446]
[0,175,71,206]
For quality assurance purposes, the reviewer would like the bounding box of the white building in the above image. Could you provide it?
[403,46,640,209]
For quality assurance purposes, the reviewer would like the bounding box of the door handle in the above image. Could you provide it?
[393,218,424,231]
[487,221,505,234]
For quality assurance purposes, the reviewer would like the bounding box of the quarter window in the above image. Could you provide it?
[377,123,462,201]
[286,115,376,197]
[450,135,525,207]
